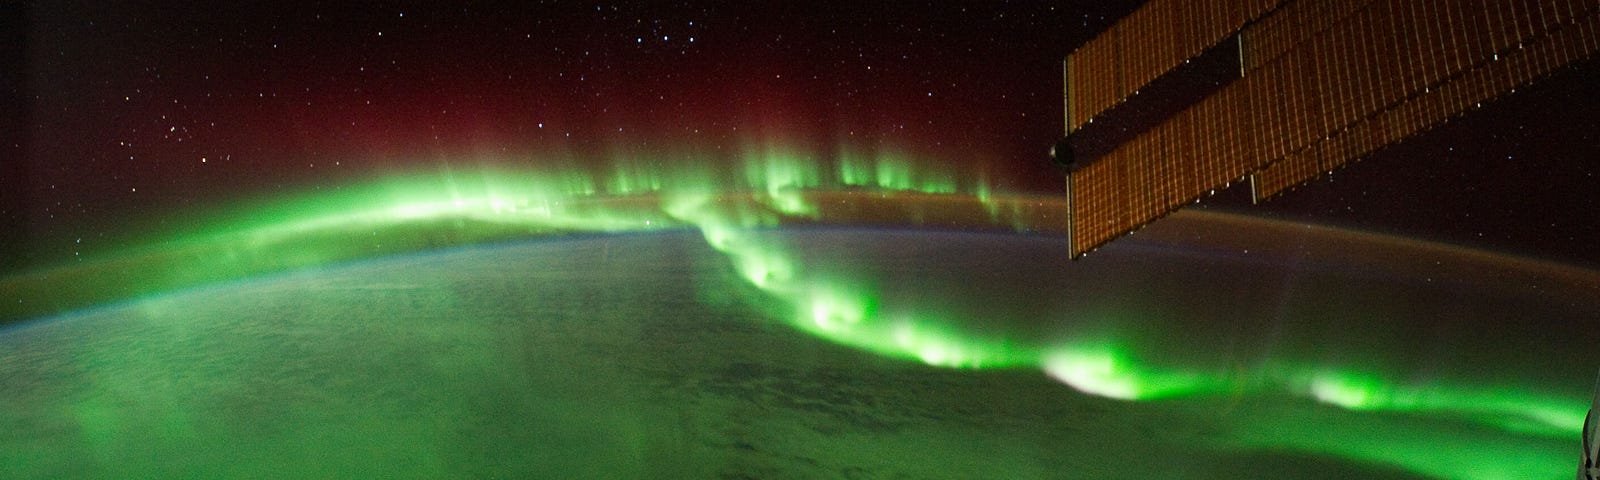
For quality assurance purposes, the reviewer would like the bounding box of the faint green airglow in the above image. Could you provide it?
[662,186,1034,369]
[837,146,959,193]
[742,146,824,217]
[1299,369,1585,438]
[2,143,1590,480]
[655,150,1591,480]
[1221,395,1575,480]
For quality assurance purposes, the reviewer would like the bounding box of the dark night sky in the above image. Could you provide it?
[6,1,1599,272]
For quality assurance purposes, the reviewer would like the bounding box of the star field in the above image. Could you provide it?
[6,1,1599,271]
[6,2,1146,270]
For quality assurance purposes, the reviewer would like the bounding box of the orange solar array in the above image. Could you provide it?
[1062,0,1600,257]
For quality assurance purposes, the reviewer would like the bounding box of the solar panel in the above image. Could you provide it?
[1061,0,1600,257]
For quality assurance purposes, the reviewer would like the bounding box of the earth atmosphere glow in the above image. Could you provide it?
[2,144,1587,480]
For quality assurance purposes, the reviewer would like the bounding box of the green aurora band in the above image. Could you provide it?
[2,146,1589,479]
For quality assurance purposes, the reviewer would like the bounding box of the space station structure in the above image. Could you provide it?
[1055,0,1600,257]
